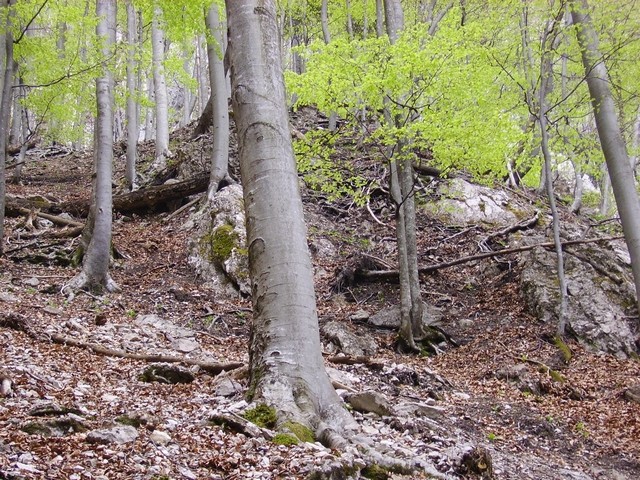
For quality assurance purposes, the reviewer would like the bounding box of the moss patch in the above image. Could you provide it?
[282,421,315,443]
[242,404,277,429]
[554,335,572,364]
[362,464,391,480]
[273,433,299,446]
[203,223,239,264]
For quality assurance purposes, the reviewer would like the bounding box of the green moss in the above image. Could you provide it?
[361,464,390,480]
[202,223,239,264]
[554,335,572,363]
[282,421,315,443]
[549,369,566,383]
[116,415,143,428]
[21,422,53,436]
[273,433,299,446]
[242,404,277,429]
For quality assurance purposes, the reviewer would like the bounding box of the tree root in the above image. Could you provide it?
[49,333,243,375]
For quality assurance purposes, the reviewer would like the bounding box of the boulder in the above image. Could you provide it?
[345,391,393,417]
[321,321,377,357]
[519,235,639,358]
[428,178,523,226]
[188,184,250,295]
[139,363,195,384]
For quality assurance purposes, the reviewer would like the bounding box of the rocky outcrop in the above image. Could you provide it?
[187,184,250,295]
[519,234,639,358]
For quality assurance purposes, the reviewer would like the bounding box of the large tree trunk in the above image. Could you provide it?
[226,0,355,443]
[151,6,170,169]
[64,0,118,295]
[571,0,640,315]
[204,2,229,198]
[125,0,139,191]
[0,0,16,256]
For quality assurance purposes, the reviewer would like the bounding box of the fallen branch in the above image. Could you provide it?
[15,207,83,228]
[50,333,243,375]
[359,235,625,282]
[479,210,540,250]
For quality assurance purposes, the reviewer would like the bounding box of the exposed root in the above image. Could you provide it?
[62,271,121,300]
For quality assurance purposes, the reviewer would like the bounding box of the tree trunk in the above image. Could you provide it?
[204,2,229,198]
[0,0,16,256]
[571,0,640,315]
[539,20,568,335]
[152,6,170,169]
[345,0,354,39]
[125,0,138,191]
[383,0,427,351]
[64,0,118,294]
[321,0,331,44]
[375,0,384,37]
[226,0,355,443]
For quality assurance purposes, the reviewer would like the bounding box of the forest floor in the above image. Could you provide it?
[1,114,640,480]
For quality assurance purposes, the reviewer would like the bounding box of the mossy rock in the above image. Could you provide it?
[282,421,315,443]
[242,404,277,429]
[203,223,239,264]
[361,464,391,480]
[273,433,299,446]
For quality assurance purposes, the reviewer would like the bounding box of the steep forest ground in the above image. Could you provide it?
[1,113,640,479]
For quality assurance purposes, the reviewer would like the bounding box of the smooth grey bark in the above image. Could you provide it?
[11,78,28,183]
[64,0,118,294]
[204,2,229,198]
[321,0,331,44]
[571,0,640,315]
[125,0,138,191]
[151,6,170,169]
[345,0,354,39]
[226,0,355,442]
[383,0,426,351]
[375,0,384,37]
[539,20,568,335]
[630,106,640,173]
[143,75,155,141]
[0,0,15,256]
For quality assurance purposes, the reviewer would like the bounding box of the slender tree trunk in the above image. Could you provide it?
[375,0,384,37]
[539,22,568,335]
[125,0,138,191]
[205,3,229,198]
[0,0,16,256]
[226,0,355,443]
[383,0,426,351]
[345,0,354,39]
[571,0,640,315]
[64,0,118,294]
[144,75,155,141]
[11,77,28,184]
[151,6,170,169]
[321,0,331,44]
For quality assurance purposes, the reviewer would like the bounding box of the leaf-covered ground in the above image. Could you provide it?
[1,116,640,479]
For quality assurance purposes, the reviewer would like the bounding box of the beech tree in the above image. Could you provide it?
[151,4,170,169]
[64,0,118,294]
[204,1,229,197]
[571,0,640,315]
[225,0,355,443]
[125,0,139,191]
[0,0,15,256]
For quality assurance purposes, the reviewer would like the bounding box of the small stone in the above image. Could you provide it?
[23,277,40,287]
[346,391,393,417]
[149,430,171,445]
[0,292,19,303]
[171,337,200,353]
[43,306,63,315]
[349,309,370,322]
[86,426,138,445]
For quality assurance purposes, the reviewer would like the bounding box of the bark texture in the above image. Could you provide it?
[226,0,354,441]
[125,0,138,191]
[151,7,170,169]
[0,0,16,256]
[571,0,640,315]
[204,3,229,198]
[64,0,118,294]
